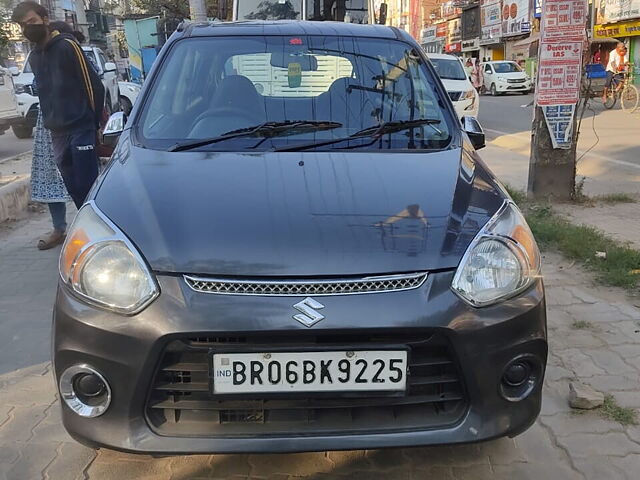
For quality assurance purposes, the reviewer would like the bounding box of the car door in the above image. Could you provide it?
[483,63,493,86]
[98,50,118,109]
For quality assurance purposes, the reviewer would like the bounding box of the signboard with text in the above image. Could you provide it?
[502,0,531,36]
[597,0,640,24]
[448,18,462,44]
[536,0,588,148]
[541,0,588,41]
[422,26,437,42]
[537,42,583,105]
[594,18,640,39]
[481,0,502,43]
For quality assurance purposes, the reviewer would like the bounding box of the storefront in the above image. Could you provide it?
[594,1,640,83]
[462,38,480,58]
[480,0,504,60]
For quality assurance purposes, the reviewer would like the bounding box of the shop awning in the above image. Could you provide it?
[513,32,540,47]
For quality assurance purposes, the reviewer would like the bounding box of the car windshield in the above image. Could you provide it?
[493,62,521,73]
[138,35,452,151]
[429,58,467,81]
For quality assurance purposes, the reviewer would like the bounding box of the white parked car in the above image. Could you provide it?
[0,67,21,136]
[481,61,532,96]
[117,81,141,115]
[427,53,479,119]
[10,46,121,138]
[82,46,120,114]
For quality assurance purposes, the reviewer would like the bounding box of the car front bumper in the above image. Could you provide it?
[496,82,532,92]
[53,271,547,454]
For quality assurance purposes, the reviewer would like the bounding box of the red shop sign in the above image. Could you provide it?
[445,42,461,53]
[436,24,448,37]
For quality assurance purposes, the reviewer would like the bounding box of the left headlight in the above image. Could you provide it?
[14,83,26,94]
[452,201,541,307]
[59,203,159,315]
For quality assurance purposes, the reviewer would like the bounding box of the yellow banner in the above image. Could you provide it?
[594,19,640,39]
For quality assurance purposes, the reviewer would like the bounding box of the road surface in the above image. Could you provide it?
[0,128,31,162]
[477,92,640,169]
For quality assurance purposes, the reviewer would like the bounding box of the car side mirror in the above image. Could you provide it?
[462,116,485,150]
[104,62,117,73]
[9,67,20,76]
[102,112,126,147]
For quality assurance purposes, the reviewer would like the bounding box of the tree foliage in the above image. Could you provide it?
[0,0,13,64]
[245,1,299,20]
[132,0,222,19]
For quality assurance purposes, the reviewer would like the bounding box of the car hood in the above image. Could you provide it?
[441,78,473,93]
[94,137,504,276]
[14,72,34,85]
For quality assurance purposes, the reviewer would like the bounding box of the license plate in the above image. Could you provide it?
[211,350,407,394]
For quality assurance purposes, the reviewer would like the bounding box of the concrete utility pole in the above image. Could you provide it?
[527,0,588,201]
[189,0,208,22]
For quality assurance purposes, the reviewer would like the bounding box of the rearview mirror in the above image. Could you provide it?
[9,67,20,76]
[462,116,485,150]
[104,62,117,73]
[102,111,126,147]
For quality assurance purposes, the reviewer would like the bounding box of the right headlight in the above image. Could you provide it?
[59,202,159,315]
[452,201,541,307]
[14,83,26,94]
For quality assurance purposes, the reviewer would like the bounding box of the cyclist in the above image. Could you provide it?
[603,42,630,102]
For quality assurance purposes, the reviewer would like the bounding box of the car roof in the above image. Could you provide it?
[426,53,461,61]
[486,60,517,64]
[179,20,401,39]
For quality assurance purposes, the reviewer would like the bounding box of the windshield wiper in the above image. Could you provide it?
[274,118,442,152]
[168,121,343,152]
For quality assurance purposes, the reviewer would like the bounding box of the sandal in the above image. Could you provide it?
[37,230,66,251]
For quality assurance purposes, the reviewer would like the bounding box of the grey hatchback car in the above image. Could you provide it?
[54,21,547,454]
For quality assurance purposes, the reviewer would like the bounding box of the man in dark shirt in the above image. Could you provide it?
[12,2,105,209]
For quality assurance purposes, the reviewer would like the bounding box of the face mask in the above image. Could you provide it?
[23,24,48,43]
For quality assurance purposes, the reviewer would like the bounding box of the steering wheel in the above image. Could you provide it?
[190,106,261,138]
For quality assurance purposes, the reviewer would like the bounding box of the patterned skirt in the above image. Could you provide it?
[30,110,70,203]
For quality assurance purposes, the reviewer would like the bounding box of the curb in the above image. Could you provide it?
[0,174,31,224]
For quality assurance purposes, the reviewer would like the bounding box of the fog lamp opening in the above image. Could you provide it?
[499,355,542,402]
[59,365,112,418]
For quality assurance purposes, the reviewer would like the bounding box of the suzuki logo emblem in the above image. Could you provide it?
[292,297,325,327]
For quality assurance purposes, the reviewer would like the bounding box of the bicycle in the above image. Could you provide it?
[603,67,639,112]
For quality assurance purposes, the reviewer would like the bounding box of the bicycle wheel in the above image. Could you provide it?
[621,84,639,112]
[603,89,617,109]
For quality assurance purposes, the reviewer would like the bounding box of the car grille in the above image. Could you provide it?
[146,333,468,437]
[184,272,428,296]
[507,79,526,84]
[448,91,463,101]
